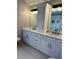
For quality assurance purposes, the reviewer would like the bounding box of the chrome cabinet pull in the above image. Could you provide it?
[48,43,52,48]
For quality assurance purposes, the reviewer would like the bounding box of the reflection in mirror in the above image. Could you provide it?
[48,6,62,34]
[29,10,38,30]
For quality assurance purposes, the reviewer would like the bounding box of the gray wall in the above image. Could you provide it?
[17,0,30,38]
[36,4,46,32]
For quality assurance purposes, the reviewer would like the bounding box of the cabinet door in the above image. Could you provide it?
[23,30,29,44]
[23,30,26,41]
[46,37,56,58]
[54,39,62,59]
[40,35,50,55]
[28,32,35,46]
[23,31,34,46]
[50,38,62,59]
[40,35,56,57]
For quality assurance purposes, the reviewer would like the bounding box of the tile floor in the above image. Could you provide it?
[17,42,49,59]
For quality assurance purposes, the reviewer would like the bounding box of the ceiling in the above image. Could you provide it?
[24,0,50,6]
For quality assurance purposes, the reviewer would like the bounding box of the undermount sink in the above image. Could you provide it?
[32,27,36,30]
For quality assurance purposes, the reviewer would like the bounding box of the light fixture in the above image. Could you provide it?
[32,11,38,14]
[31,9,38,14]
[57,7,62,11]
[52,7,62,11]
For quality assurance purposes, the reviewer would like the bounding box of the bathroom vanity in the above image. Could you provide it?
[23,28,62,59]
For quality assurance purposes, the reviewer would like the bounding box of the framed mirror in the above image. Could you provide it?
[48,4,62,34]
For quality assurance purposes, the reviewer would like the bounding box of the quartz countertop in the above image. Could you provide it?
[23,28,62,40]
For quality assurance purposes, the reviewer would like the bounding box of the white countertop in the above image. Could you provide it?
[23,28,62,40]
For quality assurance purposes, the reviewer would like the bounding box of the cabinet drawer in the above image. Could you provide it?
[31,33,40,39]
[40,35,50,40]
[31,32,40,36]
[29,32,41,49]
[50,38,62,46]
[54,39,62,46]
[30,38,40,50]
[30,35,40,43]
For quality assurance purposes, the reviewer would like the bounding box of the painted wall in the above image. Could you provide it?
[17,0,62,38]
[17,0,30,38]
[36,4,46,32]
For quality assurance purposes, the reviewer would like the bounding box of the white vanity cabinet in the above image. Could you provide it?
[23,30,62,59]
